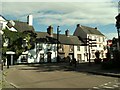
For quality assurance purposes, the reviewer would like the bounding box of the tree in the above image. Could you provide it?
[2,29,25,61]
[2,29,37,62]
[22,31,37,50]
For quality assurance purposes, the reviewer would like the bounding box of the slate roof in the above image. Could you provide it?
[74,25,104,36]
[7,20,35,32]
[36,32,82,45]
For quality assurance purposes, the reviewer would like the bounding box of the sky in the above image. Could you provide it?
[0,0,119,39]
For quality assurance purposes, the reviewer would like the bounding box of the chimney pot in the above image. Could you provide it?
[77,24,80,27]
[95,27,97,29]
[47,25,53,36]
[65,29,69,37]
[27,15,33,26]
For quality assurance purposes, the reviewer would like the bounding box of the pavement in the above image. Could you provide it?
[1,62,120,89]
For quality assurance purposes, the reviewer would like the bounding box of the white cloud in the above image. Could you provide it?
[2,2,118,26]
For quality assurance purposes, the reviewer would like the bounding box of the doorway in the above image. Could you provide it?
[47,52,52,63]
[39,54,44,63]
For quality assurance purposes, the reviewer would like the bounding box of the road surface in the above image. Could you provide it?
[4,64,120,89]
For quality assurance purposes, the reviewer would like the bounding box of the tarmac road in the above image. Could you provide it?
[4,64,119,89]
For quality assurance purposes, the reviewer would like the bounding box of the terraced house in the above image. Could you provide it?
[0,15,35,65]
[19,26,82,63]
[1,15,107,64]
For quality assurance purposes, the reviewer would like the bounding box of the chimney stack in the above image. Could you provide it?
[77,24,81,27]
[27,15,33,26]
[95,27,97,29]
[47,25,53,37]
[65,29,69,37]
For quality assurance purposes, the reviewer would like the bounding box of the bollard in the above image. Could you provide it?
[1,60,3,70]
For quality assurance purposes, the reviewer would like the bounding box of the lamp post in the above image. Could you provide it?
[0,23,3,70]
[57,26,60,63]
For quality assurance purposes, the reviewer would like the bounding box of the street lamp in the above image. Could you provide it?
[115,14,120,50]
[0,23,3,70]
[57,26,61,63]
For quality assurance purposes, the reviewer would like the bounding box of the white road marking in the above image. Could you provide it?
[93,87,99,89]
[113,85,119,87]
[103,86,114,89]
[104,83,108,85]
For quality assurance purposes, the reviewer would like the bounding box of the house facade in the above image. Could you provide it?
[0,15,8,30]
[1,15,35,47]
[1,15,35,65]
[74,24,107,62]
[17,26,82,63]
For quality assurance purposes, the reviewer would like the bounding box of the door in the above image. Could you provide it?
[39,54,44,63]
[47,52,52,63]
[77,54,82,63]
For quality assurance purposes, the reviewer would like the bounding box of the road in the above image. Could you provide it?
[3,64,120,89]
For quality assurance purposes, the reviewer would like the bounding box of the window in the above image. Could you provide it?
[77,54,82,62]
[58,44,64,52]
[77,46,80,51]
[99,37,101,42]
[103,37,105,42]
[69,45,73,52]
[40,54,44,62]
[89,35,92,39]
[103,45,107,50]
[99,44,101,47]
[39,44,43,50]
[92,51,95,58]
[47,44,52,51]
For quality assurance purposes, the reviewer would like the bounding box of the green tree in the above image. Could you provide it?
[22,31,37,50]
[2,29,36,62]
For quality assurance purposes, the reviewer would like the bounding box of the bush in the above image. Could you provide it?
[94,58,102,64]
[101,60,114,69]
[112,50,120,68]
[102,58,110,62]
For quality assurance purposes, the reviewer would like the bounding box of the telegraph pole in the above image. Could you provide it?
[88,36,91,65]
[57,26,60,63]
[82,37,96,66]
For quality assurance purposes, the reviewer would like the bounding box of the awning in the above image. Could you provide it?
[6,51,15,54]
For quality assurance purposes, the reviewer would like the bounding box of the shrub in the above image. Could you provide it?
[94,58,102,64]
[101,60,114,69]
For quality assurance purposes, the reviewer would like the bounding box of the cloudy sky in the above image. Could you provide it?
[0,0,119,39]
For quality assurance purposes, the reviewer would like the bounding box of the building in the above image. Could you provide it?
[74,24,107,62]
[1,15,35,47]
[17,26,83,63]
[1,15,35,65]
